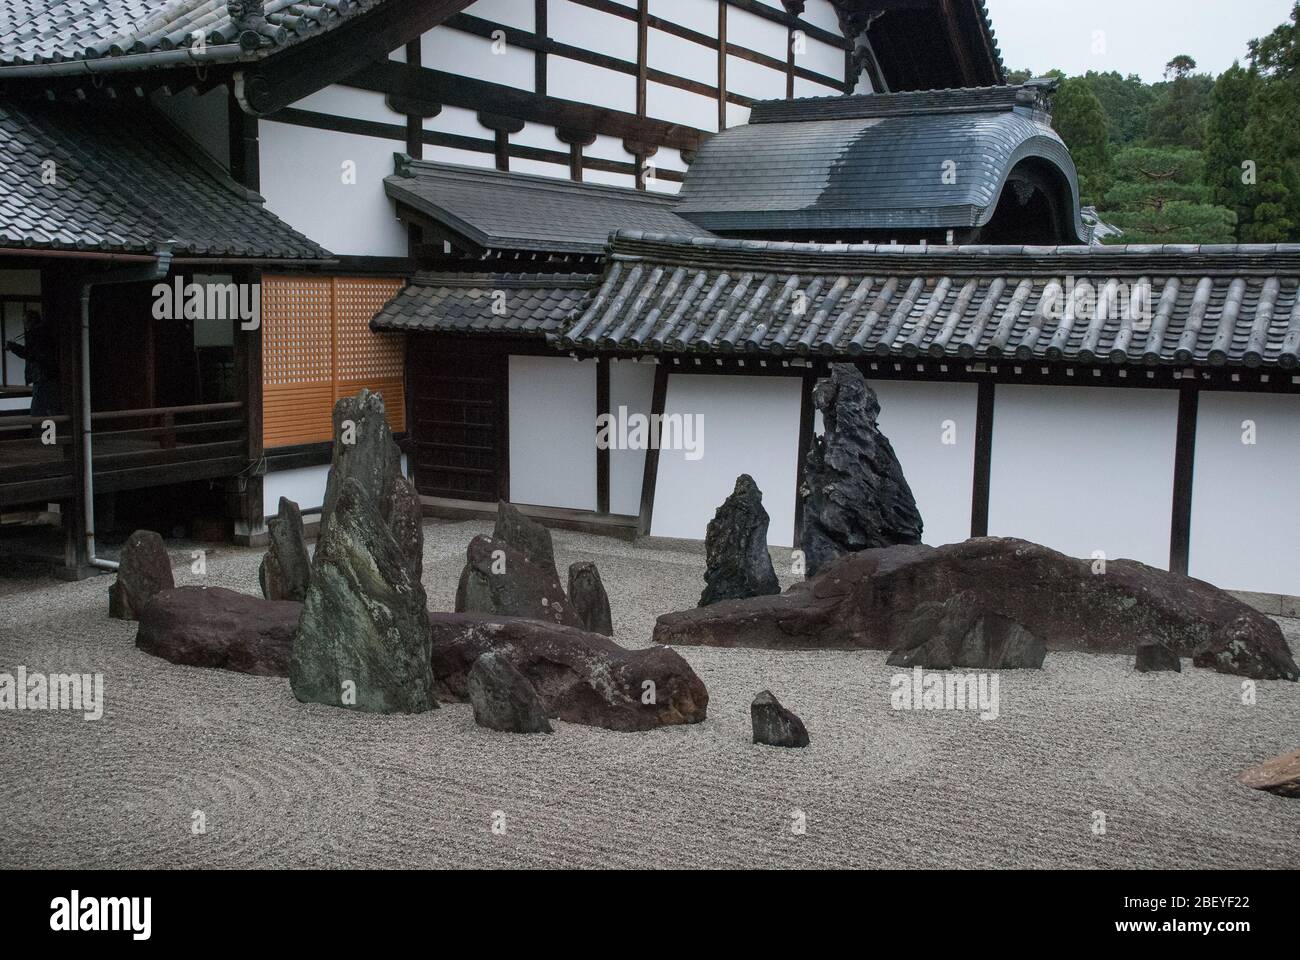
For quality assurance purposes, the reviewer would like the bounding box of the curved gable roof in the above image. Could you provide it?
[677,84,1087,244]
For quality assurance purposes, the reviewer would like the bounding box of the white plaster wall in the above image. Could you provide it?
[259,122,407,257]
[649,0,716,34]
[987,385,1178,568]
[1189,392,1300,595]
[264,465,330,516]
[548,0,637,60]
[294,85,399,125]
[801,0,843,34]
[725,54,786,100]
[422,28,534,90]
[548,57,636,113]
[466,0,535,31]
[651,374,802,547]
[869,380,979,548]
[508,356,597,511]
[648,26,718,86]
[609,359,657,517]
[646,81,718,134]
[726,4,789,59]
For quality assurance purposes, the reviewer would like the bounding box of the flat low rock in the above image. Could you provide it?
[886,593,1045,670]
[751,690,809,748]
[653,537,1300,682]
[430,612,708,732]
[467,652,553,734]
[135,586,301,677]
[1239,748,1300,798]
[109,530,174,621]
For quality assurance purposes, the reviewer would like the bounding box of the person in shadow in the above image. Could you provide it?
[5,309,61,419]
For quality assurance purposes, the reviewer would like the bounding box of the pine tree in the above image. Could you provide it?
[1051,77,1112,206]
[1102,147,1237,243]
[1204,63,1260,239]
[1146,56,1214,150]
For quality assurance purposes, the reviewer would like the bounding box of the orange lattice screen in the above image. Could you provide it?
[262,275,406,449]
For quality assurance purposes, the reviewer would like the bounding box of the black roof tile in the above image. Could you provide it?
[370,272,597,336]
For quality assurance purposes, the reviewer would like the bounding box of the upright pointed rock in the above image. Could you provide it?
[320,389,423,584]
[108,530,174,620]
[290,477,436,714]
[700,474,781,606]
[800,364,922,577]
[259,497,311,602]
[569,561,613,635]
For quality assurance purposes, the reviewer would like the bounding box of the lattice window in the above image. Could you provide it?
[261,275,405,449]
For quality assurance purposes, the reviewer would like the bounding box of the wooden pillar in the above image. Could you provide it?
[596,356,610,515]
[626,140,658,192]
[535,0,548,97]
[1169,382,1199,575]
[52,271,89,575]
[228,88,260,193]
[478,112,525,172]
[717,0,728,131]
[970,379,995,538]
[404,40,423,159]
[637,363,670,536]
[557,128,596,182]
[232,265,264,543]
[792,369,816,546]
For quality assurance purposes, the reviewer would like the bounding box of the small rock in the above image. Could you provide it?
[568,561,613,635]
[886,592,1045,669]
[108,530,174,621]
[1239,748,1300,798]
[1135,641,1181,673]
[259,497,311,602]
[700,474,781,606]
[467,652,553,734]
[751,690,809,748]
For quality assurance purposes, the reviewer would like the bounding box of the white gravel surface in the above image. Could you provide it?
[1,519,1298,869]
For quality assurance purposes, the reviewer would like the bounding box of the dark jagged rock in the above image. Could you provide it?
[1136,641,1182,673]
[259,497,311,602]
[886,592,1045,669]
[429,612,708,732]
[320,389,422,584]
[750,690,809,748]
[455,535,584,629]
[699,474,781,607]
[493,501,555,568]
[467,652,554,734]
[799,364,922,577]
[1194,614,1298,681]
[290,477,436,714]
[1239,749,1300,798]
[136,586,300,677]
[568,561,613,636]
[108,530,175,621]
[653,537,1300,682]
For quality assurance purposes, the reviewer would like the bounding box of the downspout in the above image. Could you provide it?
[79,243,175,572]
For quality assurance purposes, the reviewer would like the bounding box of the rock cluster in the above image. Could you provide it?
[429,612,708,732]
[799,364,922,577]
[455,502,613,635]
[699,474,780,607]
[653,537,1300,681]
[259,496,311,602]
[108,530,174,621]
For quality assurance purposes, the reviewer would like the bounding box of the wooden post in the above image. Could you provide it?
[717,0,728,131]
[637,363,670,536]
[232,265,265,544]
[792,369,816,546]
[970,379,995,538]
[1169,382,1199,575]
[54,270,89,576]
[596,356,610,515]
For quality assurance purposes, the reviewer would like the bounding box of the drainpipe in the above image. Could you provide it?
[79,243,175,572]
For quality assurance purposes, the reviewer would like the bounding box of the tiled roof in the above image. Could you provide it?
[559,232,1300,369]
[370,273,596,336]
[385,157,713,256]
[0,0,378,71]
[0,97,329,258]
[676,82,1087,243]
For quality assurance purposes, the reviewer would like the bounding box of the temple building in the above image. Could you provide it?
[1,1,1298,602]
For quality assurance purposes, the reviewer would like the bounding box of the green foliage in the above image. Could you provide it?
[1101,147,1236,243]
[1080,71,1157,146]
[1146,56,1215,149]
[1051,78,1112,205]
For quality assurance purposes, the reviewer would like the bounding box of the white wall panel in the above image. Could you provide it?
[1189,392,1300,595]
[264,465,330,517]
[583,169,638,189]
[646,81,719,133]
[509,356,597,511]
[511,158,572,179]
[648,27,718,86]
[798,33,844,81]
[869,380,979,549]
[293,85,400,125]
[649,0,716,34]
[726,5,790,59]
[987,385,1177,568]
[548,0,637,60]
[609,360,657,516]
[725,54,786,100]
[548,58,636,112]
[422,29,534,90]
[425,146,495,169]
[465,0,535,31]
[651,374,802,547]
[259,122,407,257]
[801,0,843,33]
[793,77,843,98]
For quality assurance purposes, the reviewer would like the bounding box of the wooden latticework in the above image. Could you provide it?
[261,275,405,448]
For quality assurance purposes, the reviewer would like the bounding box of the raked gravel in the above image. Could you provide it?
[1,519,1298,869]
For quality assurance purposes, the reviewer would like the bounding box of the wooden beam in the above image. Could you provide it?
[1169,382,1199,575]
[792,369,816,546]
[227,87,260,192]
[596,357,611,515]
[404,39,423,158]
[534,0,548,97]
[637,363,670,536]
[970,378,994,538]
[937,0,979,87]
